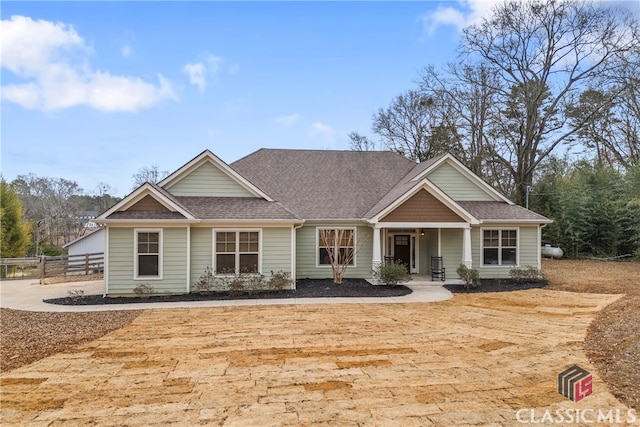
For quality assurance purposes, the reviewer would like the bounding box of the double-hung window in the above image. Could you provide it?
[214,230,260,274]
[135,229,162,279]
[318,228,355,267]
[482,229,517,266]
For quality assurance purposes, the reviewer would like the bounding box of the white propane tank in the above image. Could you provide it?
[541,244,564,259]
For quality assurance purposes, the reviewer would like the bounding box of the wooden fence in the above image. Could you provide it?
[0,253,104,280]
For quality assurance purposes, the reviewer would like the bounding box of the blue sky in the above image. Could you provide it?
[2,1,635,197]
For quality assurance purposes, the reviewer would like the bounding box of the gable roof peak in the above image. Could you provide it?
[158,149,274,201]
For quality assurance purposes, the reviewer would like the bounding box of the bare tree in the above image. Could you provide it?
[420,62,501,179]
[132,165,169,189]
[372,90,457,162]
[318,228,360,285]
[348,132,378,151]
[461,0,639,205]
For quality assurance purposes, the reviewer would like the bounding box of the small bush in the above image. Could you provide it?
[194,266,216,295]
[456,264,480,289]
[133,283,155,298]
[243,273,266,294]
[372,261,412,286]
[227,276,246,296]
[509,265,545,283]
[267,270,292,292]
[67,289,85,302]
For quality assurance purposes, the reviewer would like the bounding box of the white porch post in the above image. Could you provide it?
[372,225,382,269]
[463,226,472,268]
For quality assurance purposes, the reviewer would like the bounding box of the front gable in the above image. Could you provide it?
[426,162,497,201]
[97,183,195,222]
[160,150,273,199]
[411,154,511,203]
[381,189,465,223]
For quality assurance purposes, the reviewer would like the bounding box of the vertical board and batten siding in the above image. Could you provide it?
[165,162,255,197]
[440,229,464,276]
[66,228,105,258]
[296,225,373,279]
[189,227,293,286]
[427,162,495,201]
[108,227,188,295]
[470,226,540,279]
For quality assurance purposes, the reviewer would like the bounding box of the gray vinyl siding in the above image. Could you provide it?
[470,225,540,279]
[166,162,255,197]
[296,225,373,279]
[441,229,463,277]
[418,229,439,275]
[190,227,213,286]
[107,227,188,295]
[189,226,293,287]
[262,227,293,276]
[427,162,495,201]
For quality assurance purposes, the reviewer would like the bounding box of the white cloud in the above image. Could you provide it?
[0,15,176,112]
[182,54,223,93]
[309,121,336,144]
[421,0,499,35]
[274,113,301,127]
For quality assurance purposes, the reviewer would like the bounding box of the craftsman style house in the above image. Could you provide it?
[96,149,551,295]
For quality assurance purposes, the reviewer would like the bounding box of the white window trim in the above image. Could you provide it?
[212,229,262,276]
[480,227,519,267]
[316,226,357,268]
[134,228,163,280]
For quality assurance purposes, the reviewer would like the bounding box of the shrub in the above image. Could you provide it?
[193,266,216,295]
[372,261,412,286]
[227,276,246,297]
[133,283,155,298]
[67,289,85,302]
[509,265,545,283]
[456,264,480,289]
[267,270,292,292]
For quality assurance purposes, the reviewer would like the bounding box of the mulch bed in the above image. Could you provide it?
[444,279,548,293]
[0,308,141,372]
[43,279,412,306]
[584,295,640,412]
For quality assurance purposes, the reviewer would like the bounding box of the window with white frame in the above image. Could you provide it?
[135,230,162,278]
[318,228,355,266]
[482,229,517,266]
[214,231,260,274]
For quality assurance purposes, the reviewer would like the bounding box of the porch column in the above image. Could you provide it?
[372,226,382,268]
[462,226,472,268]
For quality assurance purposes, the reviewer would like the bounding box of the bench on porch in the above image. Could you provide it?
[431,256,446,281]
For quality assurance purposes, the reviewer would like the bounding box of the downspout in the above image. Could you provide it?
[292,223,304,288]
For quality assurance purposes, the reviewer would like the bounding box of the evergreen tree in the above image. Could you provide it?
[0,179,31,258]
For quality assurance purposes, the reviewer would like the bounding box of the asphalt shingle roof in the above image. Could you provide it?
[231,149,418,219]
[457,201,552,222]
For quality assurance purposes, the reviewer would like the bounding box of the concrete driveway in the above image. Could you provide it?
[1,289,635,426]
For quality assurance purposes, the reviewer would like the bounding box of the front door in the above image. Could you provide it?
[394,235,411,269]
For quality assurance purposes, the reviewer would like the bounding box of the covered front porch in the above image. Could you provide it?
[370,224,473,279]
